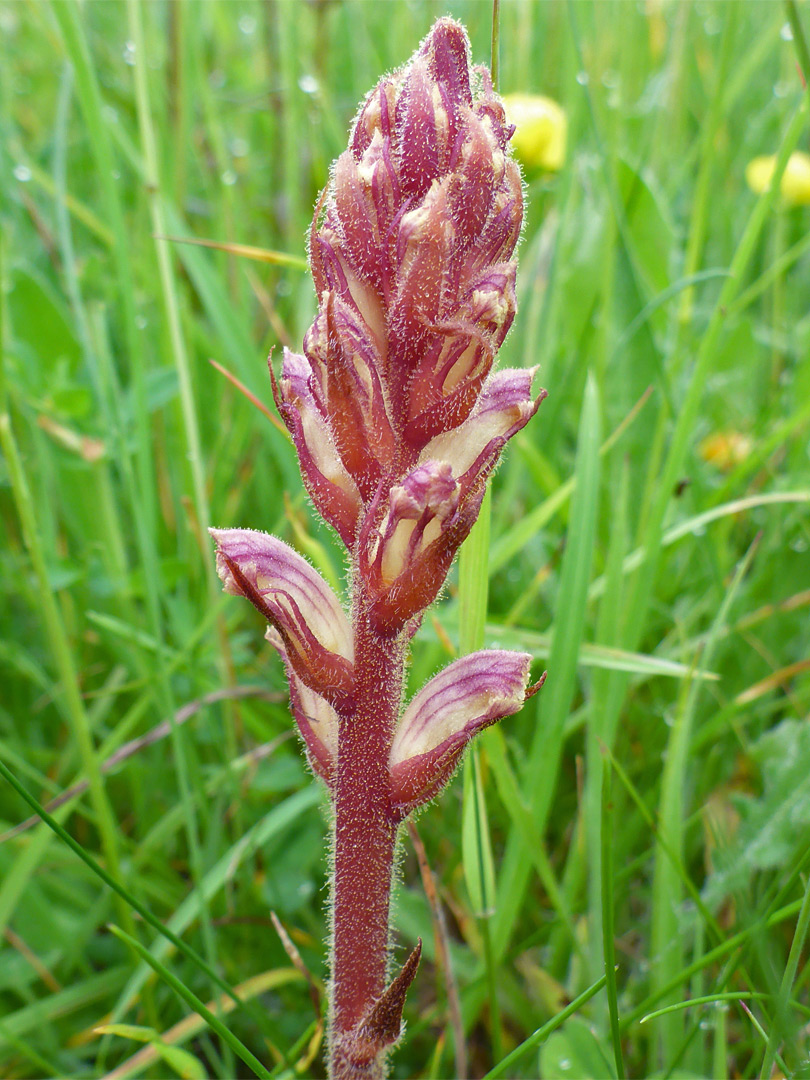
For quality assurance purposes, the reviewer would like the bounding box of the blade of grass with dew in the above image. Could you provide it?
[49,15,219,1044]
[458,485,503,1062]
[582,456,630,985]
[107,924,272,1080]
[493,373,601,960]
[489,384,652,576]
[101,968,303,1080]
[109,786,320,1026]
[0,414,135,938]
[483,975,608,1080]
[650,537,760,1063]
[601,754,625,1079]
[0,756,299,1058]
[759,869,810,1078]
[588,491,810,602]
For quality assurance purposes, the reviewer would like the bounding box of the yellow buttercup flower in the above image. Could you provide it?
[502,93,567,172]
[745,151,810,207]
[699,431,753,472]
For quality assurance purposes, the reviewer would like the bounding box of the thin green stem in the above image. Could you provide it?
[458,486,502,1063]
[601,754,625,1079]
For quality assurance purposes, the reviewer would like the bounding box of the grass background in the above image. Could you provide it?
[1,0,810,1077]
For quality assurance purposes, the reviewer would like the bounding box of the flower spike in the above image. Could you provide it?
[212,18,545,1079]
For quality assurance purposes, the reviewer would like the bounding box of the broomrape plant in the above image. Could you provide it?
[211,19,544,1078]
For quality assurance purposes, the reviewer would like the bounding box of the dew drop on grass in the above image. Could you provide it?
[576,70,589,86]
[13,164,31,182]
[221,169,237,186]
[790,538,808,553]
[601,69,619,89]
[781,22,794,41]
[774,80,790,98]
[230,137,249,158]
[122,40,136,65]
[239,14,256,35]
[135,315,148,330]
[559,1059,571,1071]
[299,74,319,95]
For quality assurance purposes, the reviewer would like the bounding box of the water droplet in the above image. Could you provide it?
[790,537,808,553]
[135,315,148,330]
[601,69,619,89]
[559,1059,571,1071]
[0,7,19,32]
[781,22,794,41]
[221,169,237,186]
[299,74,319,95]
[774,79,791,98]
[692,524,706,536]
[663,710,675,728]
[230,137,249,158]
[576,70,589,86]
[122,40,136,66]
[104,105,120,124]
[238,14,256,35]
[13,164,31,182]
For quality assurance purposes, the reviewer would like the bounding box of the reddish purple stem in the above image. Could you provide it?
[331,592,404,1078]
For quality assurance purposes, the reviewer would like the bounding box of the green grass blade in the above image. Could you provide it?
[482,975,608,1080]
[107,924,271,1080]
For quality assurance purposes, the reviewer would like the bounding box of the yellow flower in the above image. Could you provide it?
[699,431,753,472]
[502,93,567,172]
[745,150,810,207]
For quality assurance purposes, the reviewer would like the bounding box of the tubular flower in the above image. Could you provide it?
[212,18,545,1080]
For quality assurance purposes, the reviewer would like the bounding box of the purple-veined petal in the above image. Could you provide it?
[267,628,337,788]
[372,461,459,586]
[210,527,354,706]
[271,349,363,549]
[389,650,537,816]
[419,366,545,485]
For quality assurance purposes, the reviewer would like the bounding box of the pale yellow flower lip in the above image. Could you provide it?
[745,150,810,207]
[502,92,567,172]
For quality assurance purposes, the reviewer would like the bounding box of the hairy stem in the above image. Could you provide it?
[330,591,405,1079]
